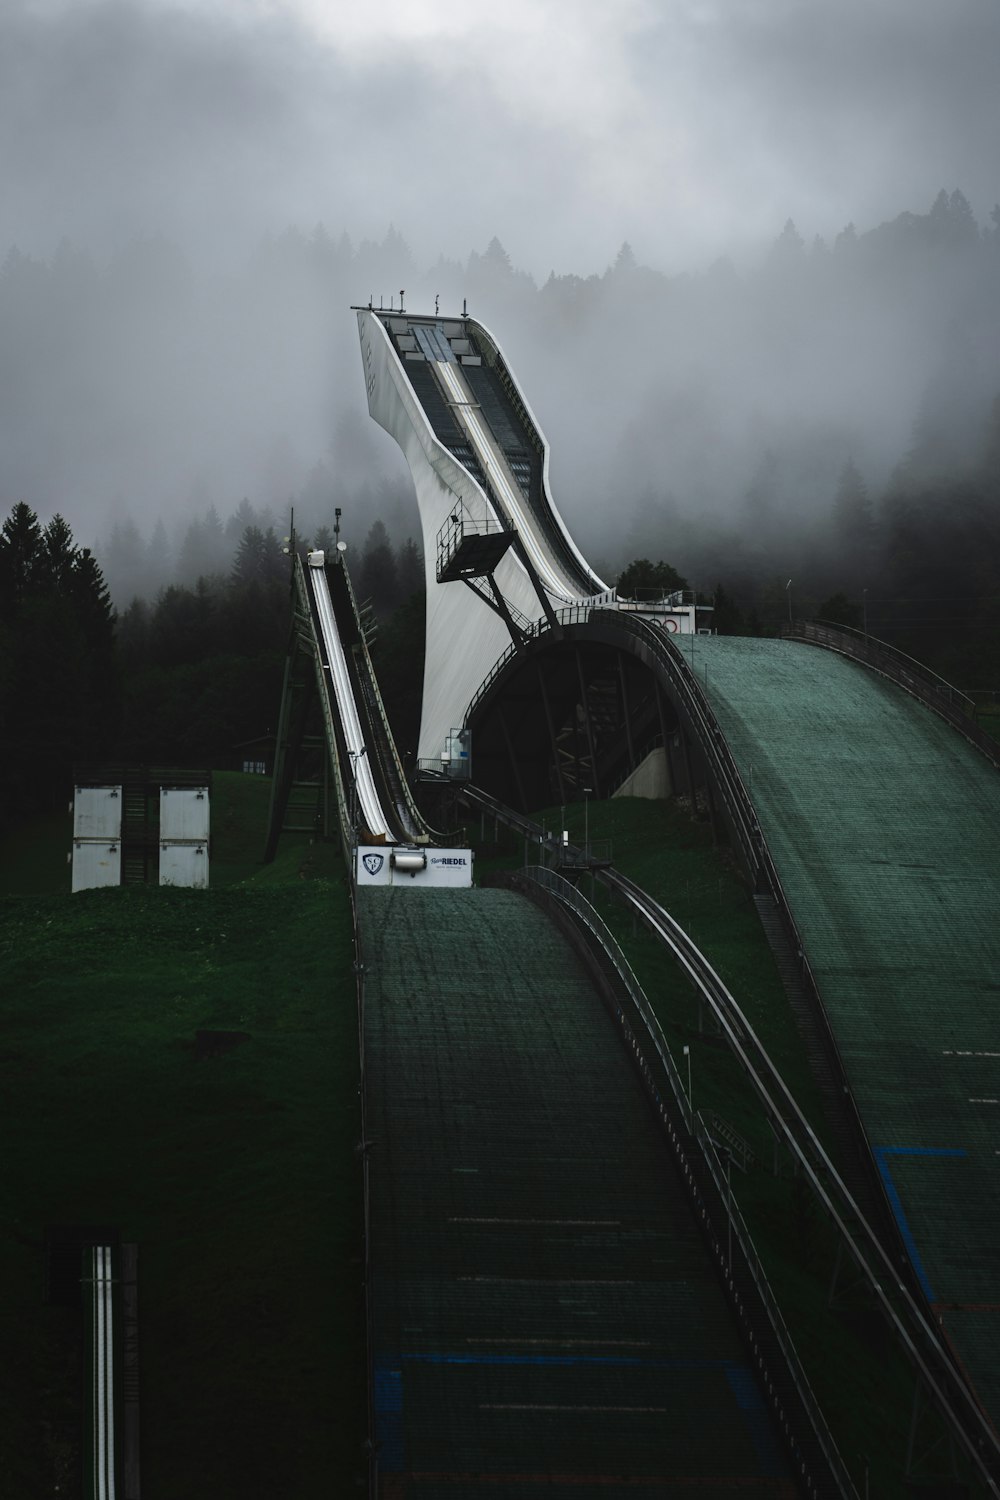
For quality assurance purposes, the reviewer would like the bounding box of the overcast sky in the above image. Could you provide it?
[3,0,999,277]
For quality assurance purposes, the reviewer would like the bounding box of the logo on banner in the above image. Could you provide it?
[362,853,384,876]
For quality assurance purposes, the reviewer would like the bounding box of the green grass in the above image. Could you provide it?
[0,791,364,1497]
[476,795,830,1151]
[1,773,983,1494]
[976,706,1000,742]
[0,804,75,896]
[0,770,343,895]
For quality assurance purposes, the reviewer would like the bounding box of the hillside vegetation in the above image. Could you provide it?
[0,776,363,1497]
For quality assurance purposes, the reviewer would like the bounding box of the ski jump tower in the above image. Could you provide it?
[355,306,630,766]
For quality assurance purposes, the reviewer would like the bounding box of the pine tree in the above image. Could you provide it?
[42,514,78,592]
[396,537,424,598]
[70,547,117,651]
[104,517,148,605]
[770,219,805,263]
[712,584,743,635]
[0,505,118,822]
[0,502,44,618]
[617,558,689,599]
[832,459,874,548]
[358,520,399,616]
[231,525,283,587]
[147,519,172,594]
[613,242,637,276]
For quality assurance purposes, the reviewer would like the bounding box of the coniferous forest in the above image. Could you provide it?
[3,188,1000,829]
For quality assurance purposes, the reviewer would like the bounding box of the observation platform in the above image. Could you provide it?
[692,634,1000,1423]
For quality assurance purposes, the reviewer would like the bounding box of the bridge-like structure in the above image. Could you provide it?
[267,306,1000,1495]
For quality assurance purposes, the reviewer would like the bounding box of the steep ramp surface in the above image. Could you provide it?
[359,886,795,1495]
[693,635,1000,1422]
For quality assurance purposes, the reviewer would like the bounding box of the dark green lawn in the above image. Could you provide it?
[0,782,363,1497]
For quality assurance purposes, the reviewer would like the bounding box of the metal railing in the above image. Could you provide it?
[435,509,508,579]
[784,617,974,713]
[517,864,858,1500]
[293,555,354,861]
[616,587,698,607]
[348,878,378,1498]
[463,604,596,723]
[335,557,433,843]
[782,617,1000,771]
[461,782,1000,1494]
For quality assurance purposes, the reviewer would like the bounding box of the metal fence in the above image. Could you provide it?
[782,617,1000,774]
[517,864,859,1500]
[462,783,1000,1496]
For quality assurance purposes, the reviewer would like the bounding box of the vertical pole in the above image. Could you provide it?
[575,649,600,796]
[536,659,566,804]
[616,654,635,769]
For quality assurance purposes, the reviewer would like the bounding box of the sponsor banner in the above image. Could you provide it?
[424,849,474,887]
[355,846,473,888]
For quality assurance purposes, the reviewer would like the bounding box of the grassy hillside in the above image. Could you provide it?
[0,777,362,1497]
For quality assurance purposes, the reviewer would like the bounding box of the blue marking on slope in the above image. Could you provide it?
[873,1145,967,1303]
[374,1365,403,1471]
[725,1364,788,1478]
[401,1351,734,1369]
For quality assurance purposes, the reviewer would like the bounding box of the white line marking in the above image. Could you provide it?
[448,1217,621,1227]
[480,1403,669,1413]
[969,1097,999,1104]
[458,1276,637,1285]
[465,1338,652,1348]
[943,1050,1000,1058]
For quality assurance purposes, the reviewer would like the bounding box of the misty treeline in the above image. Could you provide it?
[636,409,1000,693]
[98,489,423,614]
[4,184,1000,830]
[0,495,426,830]
[0,503,116,827]
[3,185,1000,587]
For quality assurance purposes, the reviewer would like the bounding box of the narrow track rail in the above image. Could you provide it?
[460,782,1000,1494]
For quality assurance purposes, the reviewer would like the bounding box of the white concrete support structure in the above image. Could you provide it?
[356,309,610,763]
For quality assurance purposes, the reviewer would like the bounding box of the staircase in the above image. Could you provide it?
[121,778,149,885]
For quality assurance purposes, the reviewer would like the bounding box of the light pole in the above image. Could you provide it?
[583,785,592,861]
[683,1044,692,1118]
[723,1148,733,1273]
[863,587,868,640]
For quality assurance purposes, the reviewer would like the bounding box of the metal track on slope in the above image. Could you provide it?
[460,782,1000,1495]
